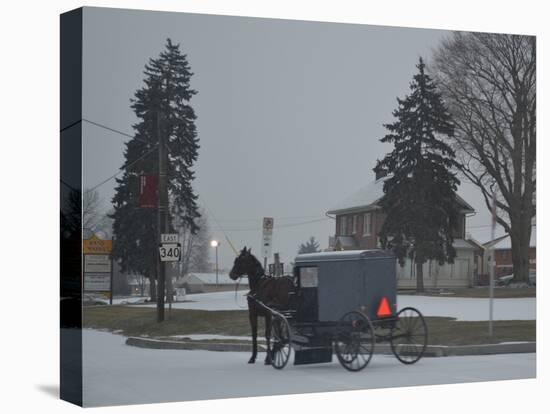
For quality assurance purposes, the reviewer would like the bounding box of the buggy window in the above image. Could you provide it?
[299,267,318,288]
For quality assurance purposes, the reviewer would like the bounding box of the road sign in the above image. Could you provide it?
[84,272,111,291]
[161,233,179,243]
[84,254,112,273]
[263,217,274,230]
[261,217,274,259]
[83,235,113,254]
[159,243,181,262]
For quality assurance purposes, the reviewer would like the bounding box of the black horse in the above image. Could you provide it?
[229,247,295,364]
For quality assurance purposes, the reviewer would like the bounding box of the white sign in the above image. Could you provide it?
[84,254,111,273]
[161,233,179,243]
[159,243,181,262]
[261,217,274,259]
[84,273,111,291]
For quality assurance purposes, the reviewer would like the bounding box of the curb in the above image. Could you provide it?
[125,337,535,356]
[126,337,266,352]
[373,342,536,357]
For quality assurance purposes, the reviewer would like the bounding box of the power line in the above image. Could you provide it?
[72,118,159,192]
[82,118,151,144]
[219,217,330,232]
[61,118,149,144]
[214,214,326,223]
[200,201,240,255]
[86,144,159,193]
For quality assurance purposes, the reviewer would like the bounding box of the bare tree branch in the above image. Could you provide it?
[432,32,536,282]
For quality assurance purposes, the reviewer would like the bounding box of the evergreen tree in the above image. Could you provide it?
[298,236,321,254]
[110,39,200,300]
[375,58,460,292]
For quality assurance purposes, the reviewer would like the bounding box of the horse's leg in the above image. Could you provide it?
[248,307,258,364]
[264,313,272,365]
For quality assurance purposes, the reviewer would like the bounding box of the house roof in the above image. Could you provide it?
[453,239,478,250]
[327,178,385,215]
[327,178,475,215]
[484,227,536,250]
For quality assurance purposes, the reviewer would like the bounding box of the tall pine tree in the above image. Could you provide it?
[376,58,460,292]
[110,39,200,300]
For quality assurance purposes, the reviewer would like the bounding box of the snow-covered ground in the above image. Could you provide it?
[134,290,536,321]
[82,330,535,407]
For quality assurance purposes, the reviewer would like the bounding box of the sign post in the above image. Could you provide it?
[159,233,181,317]
[489,192,496,336]
[83,234,113,303]
[261,217,274,271]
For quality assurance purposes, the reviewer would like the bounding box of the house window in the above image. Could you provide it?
[339,216,346,235]
[363,212,372,236]
[352,215,358,234]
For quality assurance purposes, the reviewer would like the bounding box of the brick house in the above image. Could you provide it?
[482,228,536,279]
[327,176,483,288]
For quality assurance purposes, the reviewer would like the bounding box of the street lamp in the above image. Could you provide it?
[210,240,219,287]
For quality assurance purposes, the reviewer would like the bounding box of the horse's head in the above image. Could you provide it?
[229,246,258,280]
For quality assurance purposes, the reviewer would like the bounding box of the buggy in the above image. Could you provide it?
[250,250,428,371]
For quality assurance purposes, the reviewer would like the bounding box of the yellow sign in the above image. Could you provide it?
[83,234,113,255]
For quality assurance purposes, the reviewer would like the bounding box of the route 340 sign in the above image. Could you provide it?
[159,233,181,262]
[159,243,181,262]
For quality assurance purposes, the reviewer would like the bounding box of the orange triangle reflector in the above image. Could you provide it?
[377,297,392,318]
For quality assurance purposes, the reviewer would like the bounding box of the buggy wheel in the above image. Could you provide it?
[390,307,428,364]
[270,314,291,370]
[335,311,375,372]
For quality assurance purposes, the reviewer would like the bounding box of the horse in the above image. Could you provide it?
[229,247,295,364]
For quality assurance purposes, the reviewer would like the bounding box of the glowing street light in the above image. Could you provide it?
[210,240,219,286]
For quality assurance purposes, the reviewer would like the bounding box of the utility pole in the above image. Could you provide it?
[215,244,219,287]
[157,109,167,323]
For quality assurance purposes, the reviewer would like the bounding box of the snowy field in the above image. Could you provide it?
[135,290,536,321]
[82,330,536,407]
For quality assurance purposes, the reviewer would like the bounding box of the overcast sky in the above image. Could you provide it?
[82,7,503,270]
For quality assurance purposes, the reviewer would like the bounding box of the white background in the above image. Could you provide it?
[0,0,547,413]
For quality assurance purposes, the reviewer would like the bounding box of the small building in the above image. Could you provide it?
[174,274,204,294]
[327,176,481,288]
[483,227,536,279]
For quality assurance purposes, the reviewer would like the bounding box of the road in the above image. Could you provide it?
[82,330,536,407]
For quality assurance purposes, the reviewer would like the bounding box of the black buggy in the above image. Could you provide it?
[251,250,428,371]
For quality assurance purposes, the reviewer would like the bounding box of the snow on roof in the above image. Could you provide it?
[327,178,475,215]
[188,272,234,285]
[453,239,478,250]
[488,227,536,250]
[327,179,385,214]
